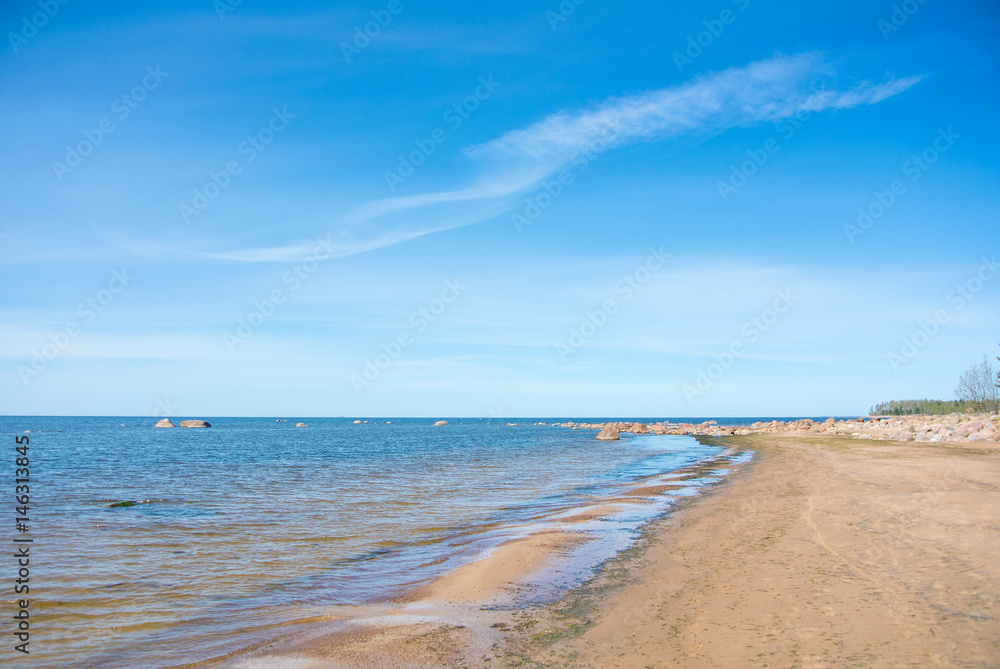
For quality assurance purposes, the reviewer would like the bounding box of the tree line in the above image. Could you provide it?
[872,345,1000,415]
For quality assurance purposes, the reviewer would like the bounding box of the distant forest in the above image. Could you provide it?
[869,399,973,415]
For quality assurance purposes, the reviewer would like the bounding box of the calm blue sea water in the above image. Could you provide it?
[0,416,775,668]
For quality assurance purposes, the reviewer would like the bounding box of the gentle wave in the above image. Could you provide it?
[2,416,753,667]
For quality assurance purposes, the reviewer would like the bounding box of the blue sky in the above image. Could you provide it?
[1,0,998,417]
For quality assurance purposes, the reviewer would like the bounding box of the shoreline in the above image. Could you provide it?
[186,436,751,668]
[186,427,1000,668]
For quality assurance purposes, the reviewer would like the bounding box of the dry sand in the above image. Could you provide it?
[195,435,1000,668]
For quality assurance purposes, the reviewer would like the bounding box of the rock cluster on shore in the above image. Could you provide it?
[566,414,1000,445]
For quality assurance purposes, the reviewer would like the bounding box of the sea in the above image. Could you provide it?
[0,416,814,667]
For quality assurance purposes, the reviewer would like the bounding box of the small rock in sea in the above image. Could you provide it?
[353,420,362,424]
[596,425,620,441]
[155,419,175,428]
[179,420,211,428]
[108,501,138,508]
[296,422,309,427]
[434,420,448,426]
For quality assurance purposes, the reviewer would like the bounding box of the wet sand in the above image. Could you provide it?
[195,434,1000,668]
[188,530,590,669]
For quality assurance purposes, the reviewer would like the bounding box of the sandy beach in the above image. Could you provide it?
[521,434,1000,668]
[192,431,1000,668]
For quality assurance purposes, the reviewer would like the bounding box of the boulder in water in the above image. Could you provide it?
[434,420,448,426]
[179,420,211,428]
[596,425,620,441]
[155,419,175,428]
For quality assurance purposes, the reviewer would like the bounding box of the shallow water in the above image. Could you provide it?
[1,416,763,667]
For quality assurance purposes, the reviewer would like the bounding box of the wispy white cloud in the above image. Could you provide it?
[468,53,918,164]
[206,52,921,263]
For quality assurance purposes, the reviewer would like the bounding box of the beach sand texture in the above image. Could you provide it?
[200,434,1000,668]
